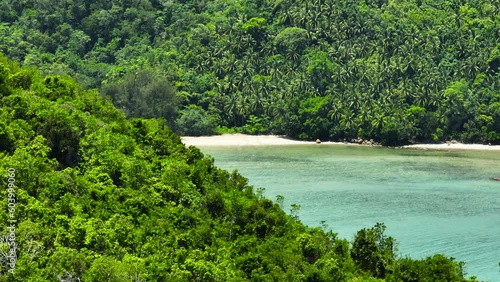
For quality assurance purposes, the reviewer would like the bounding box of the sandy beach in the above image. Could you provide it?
[181,134,330,146]
[181,134,500,151]
[400,143,500,151]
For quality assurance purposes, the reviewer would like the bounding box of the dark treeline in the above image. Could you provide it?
[0,55,477,281]
[2,0,500,144]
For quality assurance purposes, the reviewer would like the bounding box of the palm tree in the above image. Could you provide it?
[224,94,239,126]
[321,0,336,18]
[232,69,247,90]
[249,91,267,115]
[294,73,309,94]
[340,109,356,136]
[236,93,250,125]
[260,43,275,57]
[371,111,388,133]
[294,4,309,28]
[329,99,343,122]
[225,77,238,93]
[278,6,293,25]
[285,50,301,62]
[215,79,227,95]
[269,66,283,80]
[222,53,237,74]
[358,103,374,131]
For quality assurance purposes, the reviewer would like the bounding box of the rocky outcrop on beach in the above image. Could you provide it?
[345,138,379,146]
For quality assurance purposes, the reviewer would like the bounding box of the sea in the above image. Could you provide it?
[196,144,500,281]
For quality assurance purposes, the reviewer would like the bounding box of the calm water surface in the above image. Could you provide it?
[197,145,500,281]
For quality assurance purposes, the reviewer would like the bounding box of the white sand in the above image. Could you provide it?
[182,134,500,151]
[401,143,500,151]
[181,134,342,146]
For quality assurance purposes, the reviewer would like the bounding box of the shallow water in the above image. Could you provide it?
[196,145,500,281]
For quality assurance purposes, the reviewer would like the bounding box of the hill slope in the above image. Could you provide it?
[1,0,500,145]
[0,56,476,280]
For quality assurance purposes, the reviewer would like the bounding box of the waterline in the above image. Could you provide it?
[198,145,500,281]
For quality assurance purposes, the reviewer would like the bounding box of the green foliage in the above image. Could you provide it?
[216,125,238,134]
[305,50,335,95]
[0,119,14,153]
[175,105,218,136]
[241,115,270,135]
[1,0,500,144]
[351,223,396,278]
[101,69,179,127]
[487,44,500,72]
[295,96,331,140]
[275,27,309,55]
[0,54,476,281]
[242,17,267,42]
[388,255,469,282]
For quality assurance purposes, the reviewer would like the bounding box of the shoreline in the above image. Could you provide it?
[181,134,500,151]
[399,143,500,151]
[181,133,338,146]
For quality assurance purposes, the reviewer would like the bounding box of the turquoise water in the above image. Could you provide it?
[197,145,500,281]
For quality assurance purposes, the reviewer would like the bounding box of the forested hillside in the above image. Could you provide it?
[1,0,500,144]
[0,56,477,281]
[2,0,500,144]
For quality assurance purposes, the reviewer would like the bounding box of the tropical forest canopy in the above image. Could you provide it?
[2,0,500,145]
[0,54,479,280]
[0,0,497,280]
